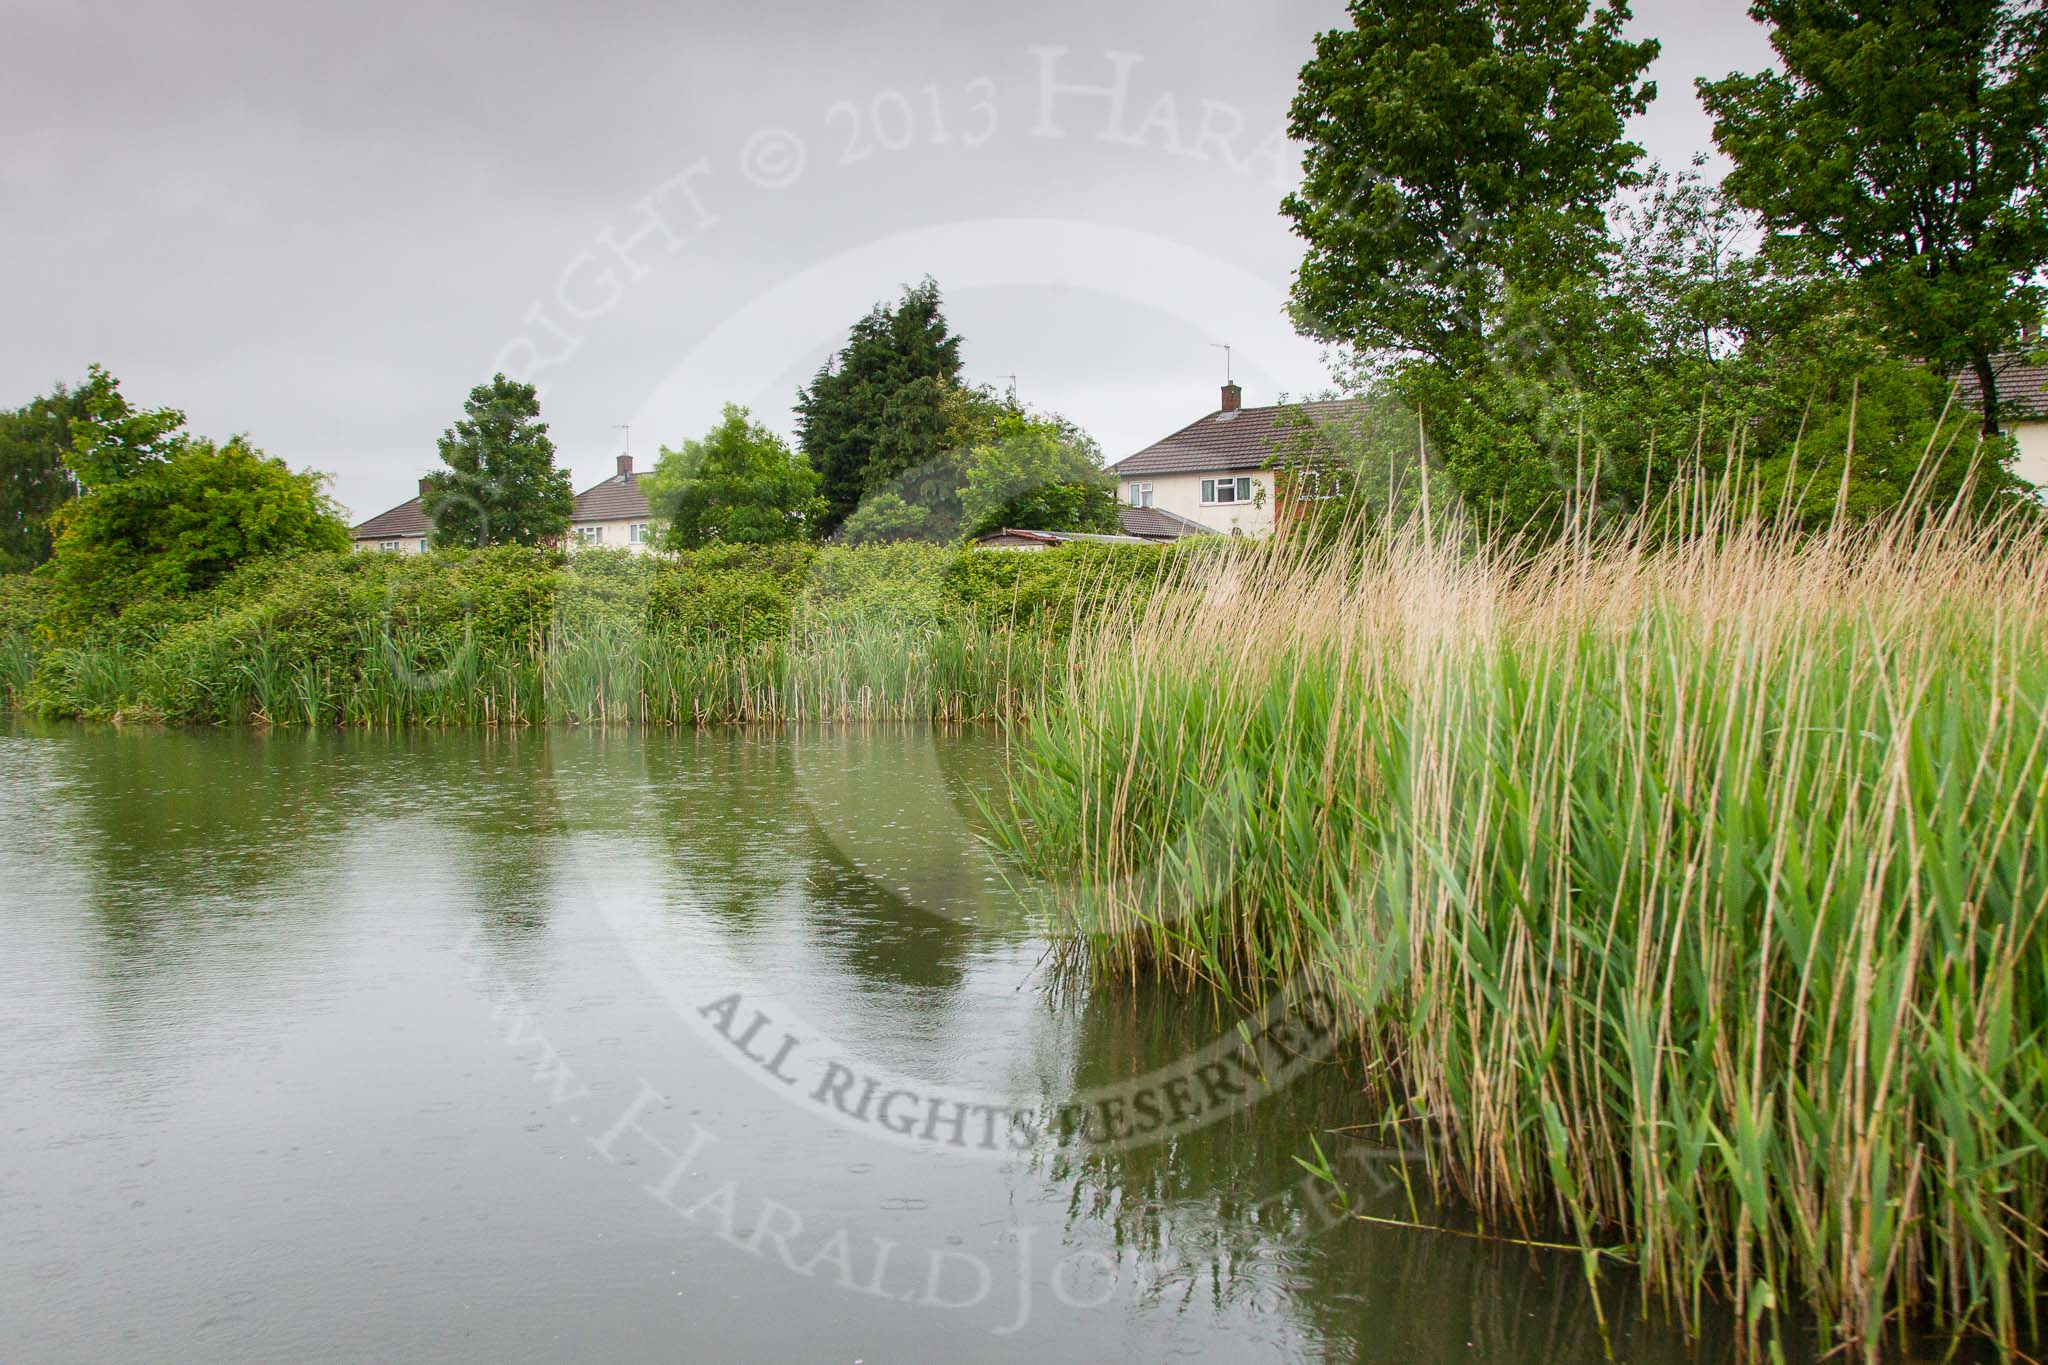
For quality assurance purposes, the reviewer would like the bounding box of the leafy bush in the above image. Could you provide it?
[646,543,815,646]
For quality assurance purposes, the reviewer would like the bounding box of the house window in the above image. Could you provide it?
[629,522,651,544]
[379,539,401,552]
[1200,477,1255,506]
[417,538,429,553]
[1127,482,1154,509]
[575,525,604,545]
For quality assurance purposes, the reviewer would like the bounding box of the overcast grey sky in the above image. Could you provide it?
[0,0,1775,523]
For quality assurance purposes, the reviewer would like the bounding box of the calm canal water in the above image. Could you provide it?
[1,722,1749,1363]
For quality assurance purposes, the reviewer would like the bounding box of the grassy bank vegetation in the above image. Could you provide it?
[0,540,1205,726]
[995,490,2048,1360]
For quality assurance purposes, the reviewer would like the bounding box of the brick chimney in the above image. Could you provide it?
[616,452,633,479]
[417,476,431,498]
[1220,381,1242,414]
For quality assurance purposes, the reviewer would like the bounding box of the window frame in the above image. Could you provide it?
[1200,476,1256,506]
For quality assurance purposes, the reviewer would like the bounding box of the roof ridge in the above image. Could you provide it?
[356,492,422,523]
[570,467,644,498]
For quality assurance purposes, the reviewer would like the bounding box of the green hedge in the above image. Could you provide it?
[1,538,1227,725]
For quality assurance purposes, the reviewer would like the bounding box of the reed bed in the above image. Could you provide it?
[994,495,2048,1361]
[11,609,1060,727]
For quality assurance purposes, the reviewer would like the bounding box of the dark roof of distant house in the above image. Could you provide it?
[973,527,1159,549]
[1954,353,2048,421]
[1110,399,1370,477]
[1117,505,1214,539]
[573,470,651,522]
[351,495,431,541]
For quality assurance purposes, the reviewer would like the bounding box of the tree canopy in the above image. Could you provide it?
[1700,0,2048,432]
[1276,0,2037,534]
[39,367,348,618]
[422,374,574,548]
[1282,0,1659,371]
[644,404,826,549]
[796,279,966,535]
[0,379,86,573]
[839,398,1117,543]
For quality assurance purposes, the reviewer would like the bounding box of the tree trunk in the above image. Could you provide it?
[1973,351,2002,436]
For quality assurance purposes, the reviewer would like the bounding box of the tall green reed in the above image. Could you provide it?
[994,491,2048,1361]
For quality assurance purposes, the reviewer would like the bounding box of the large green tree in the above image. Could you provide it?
[1282,0,1659,371]
[422,374,574,548]
[796,278,966,535]
[644,404,826,549]
[42,367,348,618]
[1700,0,2048,433]
[0,379,87,573]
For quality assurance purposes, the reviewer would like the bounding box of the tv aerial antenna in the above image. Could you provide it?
[1209,342,1233,383]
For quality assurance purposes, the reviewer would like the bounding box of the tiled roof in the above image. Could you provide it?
[974,528,1158,548]
[1117,505,1214,539]
[1954,354,2048,421]
[1110,399,1370,477]
[572,470,651,523]
[351,495,431,541]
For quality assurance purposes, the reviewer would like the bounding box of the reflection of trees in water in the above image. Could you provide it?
[46,723,579,954]
[44,724,364,950]
[439,729,570,952]
[635,729,810,941]
[629,727,1022,997]
[1036,978,1745,1365]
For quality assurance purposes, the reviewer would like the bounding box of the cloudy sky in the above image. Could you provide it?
[1,0,1775,523]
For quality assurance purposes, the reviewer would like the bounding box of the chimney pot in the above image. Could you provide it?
[617,453,633,479]
[1220,381,1242,414]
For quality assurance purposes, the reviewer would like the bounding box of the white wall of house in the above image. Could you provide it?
[2012,421,2048,493]
[1118,470,1276,536]
[352,537,429,555]
[570,519,657,552]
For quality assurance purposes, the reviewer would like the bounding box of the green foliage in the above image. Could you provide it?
[836,490,940,545]
[1282,0,1659,370]
[34,371,350,623]
[0,573,49,636]
[422,373,574,547]
[939,538,1209,633]
[840,401,1119,544]
[643,404,825,548]
[1700,0,2048,431]
[957,410,1118,539]
[796,278,966,534]
[0,380,85,572]
[42,437,351,621]
[63,364,187,489]
[1287,148,2029,537]
[7,534,1210,726]
[645,542,816,646]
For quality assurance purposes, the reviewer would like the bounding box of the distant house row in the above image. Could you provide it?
[349,452,654,554]
[352,362,2048,554]
[347,383,1342,553]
